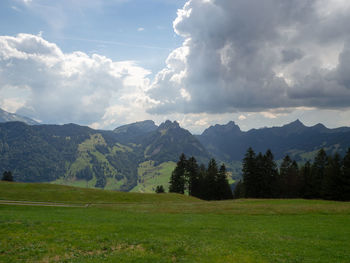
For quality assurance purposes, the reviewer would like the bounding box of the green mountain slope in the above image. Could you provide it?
[0,122,139,191]
[0,120,210,192]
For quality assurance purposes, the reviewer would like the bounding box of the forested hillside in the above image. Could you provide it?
[0,120,209,191]
[234,147,350,201]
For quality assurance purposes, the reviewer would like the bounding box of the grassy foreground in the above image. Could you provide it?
[1,182,350,262]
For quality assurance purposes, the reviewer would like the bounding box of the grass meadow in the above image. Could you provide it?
[1,182,350,262]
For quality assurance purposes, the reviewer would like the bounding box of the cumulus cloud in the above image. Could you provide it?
[0,33,151,126]
[238,115,246,121]
[147,0,350,114]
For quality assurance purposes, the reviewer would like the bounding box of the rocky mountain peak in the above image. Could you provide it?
[158,120,180,130]
[201,121,241,137]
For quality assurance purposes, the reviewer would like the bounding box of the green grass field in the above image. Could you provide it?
[1,182,350,262]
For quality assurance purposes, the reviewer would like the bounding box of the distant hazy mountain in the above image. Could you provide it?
[113,120,158,143]
[197,119,350,161]
[113,120,210,164]
[0,108,38,125]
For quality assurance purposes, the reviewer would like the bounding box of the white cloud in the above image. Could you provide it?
[137,27,145,32]
[0,33,151,127]
[0,98,26,113]
[238,115,246,120]
[147,0,350,115]
[261,112,278,119]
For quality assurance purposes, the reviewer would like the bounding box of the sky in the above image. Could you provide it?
[1,0,350,133]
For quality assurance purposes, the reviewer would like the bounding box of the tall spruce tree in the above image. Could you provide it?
[341,148,350,201]
[279,155,300,198]
[242,147,257,198]
[255,152,265,198]
[217,164,233,200]
[187,156,201,197]
[252,150,278,198]
[300,161,312,198]
[278,155,293,197]
[290,160,300,197]
[233,180,244,199]
[322,153,342,200]
[169,153,187,194]
[311,149,328,198]
[261,149,278,198]
[197,164,207,199]
[206,158,219,200]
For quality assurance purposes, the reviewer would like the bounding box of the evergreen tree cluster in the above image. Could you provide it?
[1,171,13,181]
[168,154,233,200]
[235,147,350,201]
[155,185,165,193]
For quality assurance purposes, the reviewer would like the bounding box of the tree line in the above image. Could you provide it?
[234,147,350,201]
[165,154,233,200]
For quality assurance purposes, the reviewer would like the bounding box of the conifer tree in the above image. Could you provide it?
[169,153,187,194]
[197,164,207,199]
[279,156,299,198]
[242,147,257,198]
[206,158,219,200]
[217,164,233,199]
[341,148,350,201]
[155,185,165,193]
[261,149,278,198]
[300,161,312,198]
[290,160,300,197]
[233,180,244,199]
[251,150,278,198]
[255,152,265,198]
[1,171,13,182]
[278,155,293,197]
[187,156,200,197]
[322,153,342,200]
[311,149,328,198]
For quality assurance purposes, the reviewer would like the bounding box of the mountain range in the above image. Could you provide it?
[0,119,210,191]
[0,109,349,192]
[197,119,350,162]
